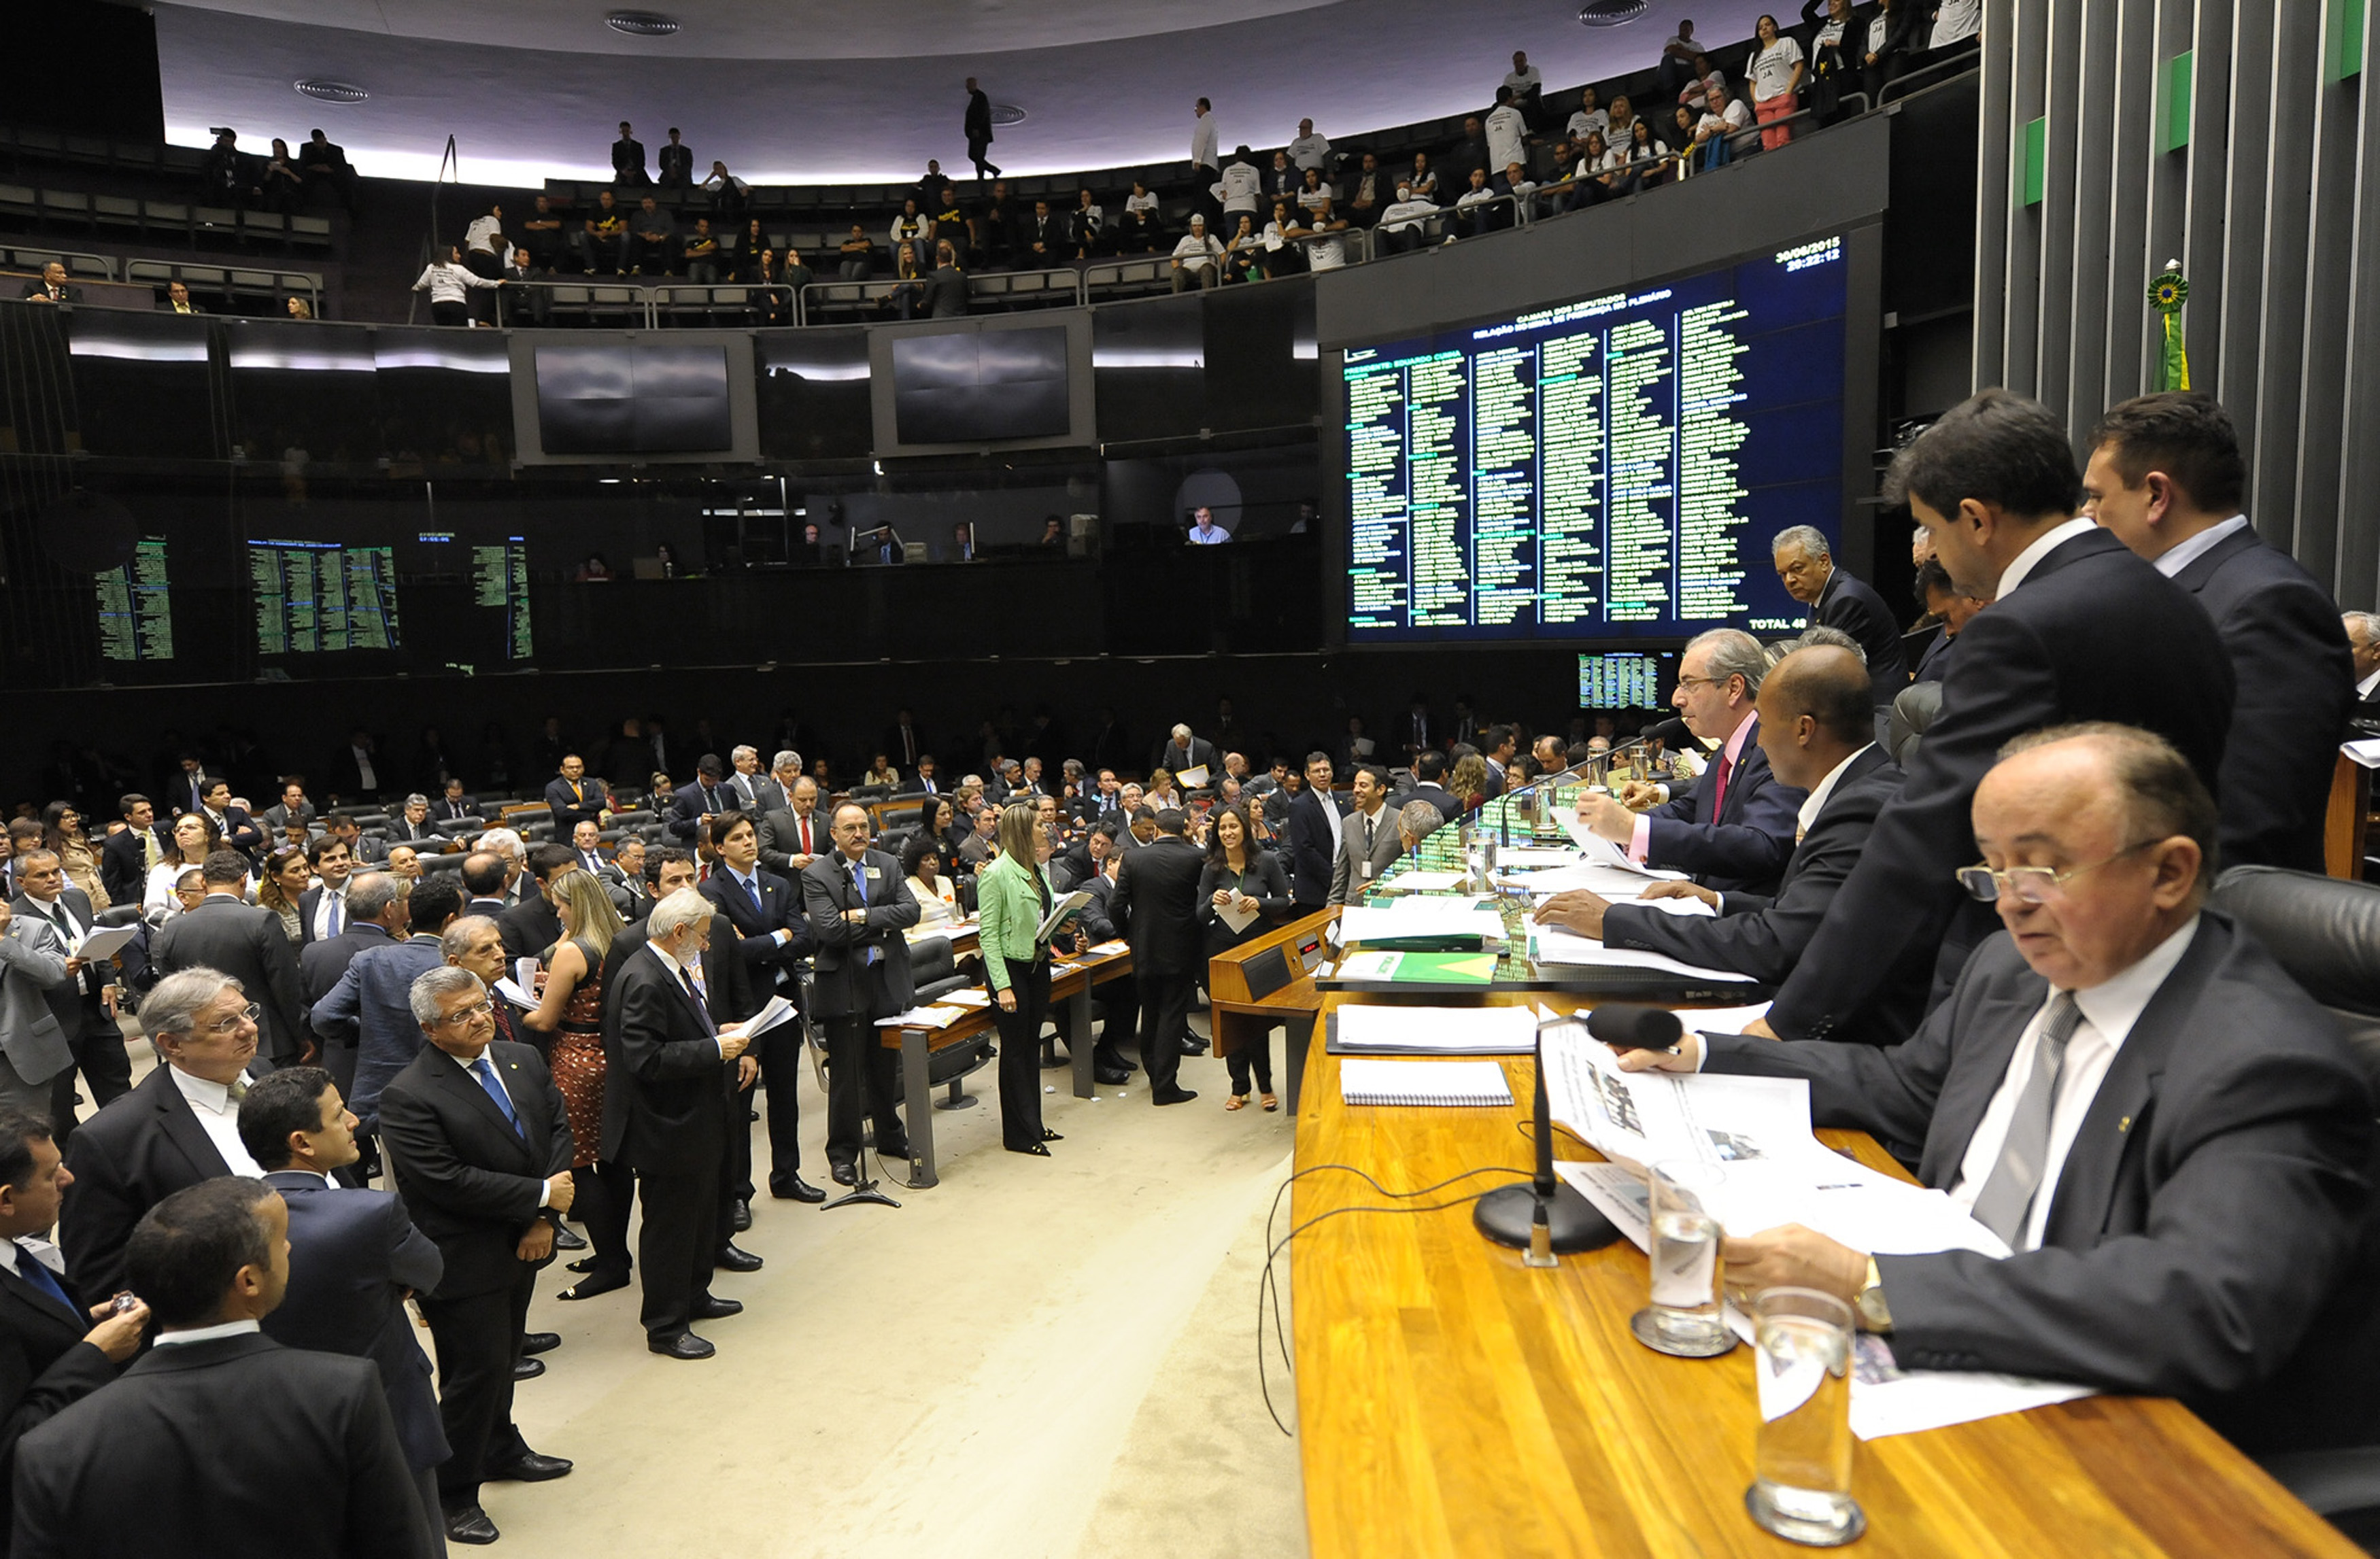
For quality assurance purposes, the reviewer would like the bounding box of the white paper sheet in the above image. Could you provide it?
[940,989,993,1007]
[1381,869,1470,892]
[1333,1004,1540,1055]
[1531,924,1756,982]
[69,924,137,963]
[2345,738,2380,769]
[1338,902,1506,946]
[1215,897,1260,934]
[492,978,537,1010]
[875,1004,971,1029]
[1542,1027,1812,1169]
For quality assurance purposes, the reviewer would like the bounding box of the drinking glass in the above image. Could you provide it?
[1744,1287,1863,1547]
[1630,1159,1733,1358]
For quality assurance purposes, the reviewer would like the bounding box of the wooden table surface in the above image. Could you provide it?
[1291,993,2357,1558]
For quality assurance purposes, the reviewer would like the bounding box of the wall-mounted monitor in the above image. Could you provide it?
[534,343,732,454]
[1336,234,1852,645]
[870,314,1093,457]
[1577,650,1675,709]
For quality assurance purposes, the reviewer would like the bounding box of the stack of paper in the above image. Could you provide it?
[1531,924,1754,982]
[1339,900,1507,948]
[1333,1004,1537,1055]
[875,1004,971,1029]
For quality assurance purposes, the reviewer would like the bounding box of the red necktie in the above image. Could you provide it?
[800,815,812,853]
[1710,749,1733,819]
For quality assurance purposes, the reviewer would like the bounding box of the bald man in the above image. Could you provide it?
[1612,723,2379,1456]
[1538,646,1929,1043]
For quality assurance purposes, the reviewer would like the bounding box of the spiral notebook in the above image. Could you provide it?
[1338,1059,1515,1108]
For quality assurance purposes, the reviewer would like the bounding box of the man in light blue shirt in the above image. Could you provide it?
[1186,507,1231,545]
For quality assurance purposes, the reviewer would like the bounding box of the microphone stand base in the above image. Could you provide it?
[1474,1182,1619,1256]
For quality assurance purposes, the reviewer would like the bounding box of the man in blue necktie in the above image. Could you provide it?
[800,804,919,1186]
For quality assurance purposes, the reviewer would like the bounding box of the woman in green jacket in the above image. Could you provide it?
[977,802,1074,1155]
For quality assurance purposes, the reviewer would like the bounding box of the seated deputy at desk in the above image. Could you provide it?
[1612,723,2379,1454]
[1573,628,1802,896]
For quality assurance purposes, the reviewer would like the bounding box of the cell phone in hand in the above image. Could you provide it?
[109,1291,140,1316]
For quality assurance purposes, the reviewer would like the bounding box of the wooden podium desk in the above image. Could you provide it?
[1208,908,1338,1111]
[1291,991,2354,1559]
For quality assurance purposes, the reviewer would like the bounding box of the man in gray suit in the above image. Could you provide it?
[1612,723,2379,1454]
[1325,766,1405,906]
[0,900,73,1117]
[150,851,310,1067]
[10,849,129,1136]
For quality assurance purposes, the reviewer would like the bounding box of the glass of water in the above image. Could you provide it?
[1745,1287,1864,1547]
[1629,1159,1734,1358]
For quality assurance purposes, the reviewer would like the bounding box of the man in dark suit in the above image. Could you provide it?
[1544,647,1931,1044]
[435,781,479,825]
[0,1110,145,1537]
[150,851,310,1065]
[1773,524,1910,704]
[458,852,509,923]
[98,794,171,906]
[1282,755,1343,908]
[884,709,927,773]
[2082,393,2353,874]
[390,794,442,847]
[667,755,736,842]
[656,126,694,188]
[1108,809,1206,1105]
[377,965,575,1544]
[16,263,79,306]
[9,851,129,1140]
[1760,390,2234,1043]
[801,804,918,1184]
[294,834,356,946]
[1070,850,1138,1083]
[238,1068,451,1543]
[1620,726,2380,1456]
[1909,558,1986,683]
[611,121,649,186]
[600,891,760,1359]
[1575,629,1805,896]
[311,879,463,1135]
[541,755,610,838]
[698,815,808,1227]
[496,845,572,964]
[1408,750,1465,825]
[196,781,265,861]
[61,968,267,1304]
[261,780,318,837]
[963,78,1000,179]
[1152,723,1220,783]
[13,1176,434,1558]
[755,776,828,878]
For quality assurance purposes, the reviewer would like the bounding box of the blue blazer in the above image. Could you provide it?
[259,1171,449,1473]
[1641,715,1804,895]
[309,936,447,1131]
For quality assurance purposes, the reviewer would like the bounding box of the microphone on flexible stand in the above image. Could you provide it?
[1474,1018,1621,1261]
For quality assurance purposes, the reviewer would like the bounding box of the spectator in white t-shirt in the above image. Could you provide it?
[1503,50,1546,127]
[1748,14,1807,149]
[1408,152,1439,201]
[1288,118,1331,171]
[1657,18,1702,95]
[1604,95,1640,160]
[1677,54,1727,107]
[1567,86,1610,143]
[1219,146,1263,224]
[1286,196,1349,271]
[1297,166,1334,212]
[1120,179,1161,254]
[1171,215,1224,292]
[464,205,505,274]
[1263,201,1306,275]
[1376,182,1439,254]
[1486,87,1529,179]
[1695,85,1754,167]
[1454,167,1506,238]
[1928,0,1982,52]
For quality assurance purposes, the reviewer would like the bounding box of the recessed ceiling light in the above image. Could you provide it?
[606,10,681,37]
[294,80,369,103]
[1578,0,1648,24]
[990,103,1027,126]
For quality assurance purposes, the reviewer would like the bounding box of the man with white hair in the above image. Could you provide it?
[1772,524,1907,704]
[474,828,526,907]
[1153,723,1218,781]
[2348,611,2380,724]
[1574,628,1805,894]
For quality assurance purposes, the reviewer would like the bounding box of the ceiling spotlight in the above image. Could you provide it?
[990,103,1028,127]
[294,80,369,103]
[1578,0,1648,24]
[605,10,681,37]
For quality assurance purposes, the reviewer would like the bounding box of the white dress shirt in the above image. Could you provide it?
[2148,513,2249,578]
[1792,743,1875,842]
[2358,666,2380,702]
[1992,515,2097,597]
[310,883,347,941]
[1945,916,2200,1251]
[1190,114,1219,170]
[154,1318,261,1348]
[166,1066,265,1176]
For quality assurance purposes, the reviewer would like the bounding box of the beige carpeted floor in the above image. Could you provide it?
[475,1016,1312,1559]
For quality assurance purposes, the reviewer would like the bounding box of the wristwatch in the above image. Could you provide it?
[1854,1256,1893,1333]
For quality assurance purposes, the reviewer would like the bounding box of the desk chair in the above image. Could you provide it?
[2211,866,2380,1522]
[1887,679,1942,768]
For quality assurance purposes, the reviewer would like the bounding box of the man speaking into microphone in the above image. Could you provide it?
[1571,628,1804,896]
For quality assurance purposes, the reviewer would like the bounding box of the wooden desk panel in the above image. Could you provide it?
[1291,1004,2355,1559]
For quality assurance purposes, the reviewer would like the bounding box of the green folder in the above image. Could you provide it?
[1333,950,1499,985]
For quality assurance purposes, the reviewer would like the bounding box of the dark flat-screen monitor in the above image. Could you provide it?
[891,326,1068,444]
[534,343,731,454]
[1340,235,1850,643]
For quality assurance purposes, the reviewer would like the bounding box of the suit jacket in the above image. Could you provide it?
[150,896,309,1063]
[1108,836,1206,978]
[310,936,445,1130]
[1326,806,1406,905]
[258,1171,447,1472]
[700,866,811,992]
[2166,526,2354,873]
[667,781,737,841]
[1283,787,1343,906]
[496,895,564,962]
[376,1040,569,1299]
[1605,747,1928,1042]
[1410,783,1464,825]
[884,722,928,770]
[294,883,347,947]
[756,806,828,874]
[262,800,318,835]
[1815,566,1911,704]
[10,1331,431,1559]
[433,797,479,824]
[1641,718,1804,895]
[1911,626,1956,683]
[542,774,610,836]
[296,922,395,1011]
[97,826,170,906]
[207,805,266,859]
[1703,914,2380,1454]
[60,1066,237,1300]
[0,920,73,1095]
[1769,526,2234,1040]
[1197,853,1294,955]
[802,850,919,1018]
[0,1247,116,1538]
[9,891,106,1044]
[657,143,694,184]
[1151,736,1220,780]
[600,941,737,1174]
[17,281,80,305]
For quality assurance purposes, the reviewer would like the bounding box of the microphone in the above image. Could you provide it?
[1474,1020,1622,1260]
[1639,716,1692,748]
[1585,1004,1684,1052]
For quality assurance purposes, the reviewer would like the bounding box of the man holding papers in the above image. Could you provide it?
[1540,647,1932,1044]
[1572,628,1803,895]
[802,804,918,1181]
[1608,725,2379,1455]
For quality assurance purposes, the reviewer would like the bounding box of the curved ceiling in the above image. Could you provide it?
[154,0,1773,186]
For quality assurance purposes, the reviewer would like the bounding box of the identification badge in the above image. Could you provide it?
[1361,862,1375,879]
[864,866,881,880]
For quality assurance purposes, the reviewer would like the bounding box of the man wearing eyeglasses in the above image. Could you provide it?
[149,850,311,1067]
[1608,723,2380,1457]
[62,968,269,1301]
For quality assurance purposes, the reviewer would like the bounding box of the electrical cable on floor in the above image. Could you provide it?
[1254,1163,1533,1437]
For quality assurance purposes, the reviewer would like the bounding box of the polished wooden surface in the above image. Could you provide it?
[1208,906,1338,1055]
[1291,992,2358,1558]
[2324,750,2373,881]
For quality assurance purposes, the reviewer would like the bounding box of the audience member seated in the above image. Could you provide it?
[900,837,959,925]
[629,196,679,277]
[1069,188,1107,260]
[1171,217,1224,292]
[577,190,629,275]
[836,224,876,280]
[1375,182,1439,254]
[683,219,723,284]
[1119,181,1161,253]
